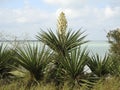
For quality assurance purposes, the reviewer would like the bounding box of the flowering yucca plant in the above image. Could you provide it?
[36,12,87,57]
[36,12,88,88]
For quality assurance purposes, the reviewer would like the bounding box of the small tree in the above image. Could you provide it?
[107,28,120,55]
[107,28,120,76]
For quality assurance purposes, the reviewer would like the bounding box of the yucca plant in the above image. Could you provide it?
[59,47,90,88]
[87,54,111,77]
[36,12,87,56]
[36,30,87,57]
[0,43,15,84]
[14,43,53,86]
[36,12,88,88]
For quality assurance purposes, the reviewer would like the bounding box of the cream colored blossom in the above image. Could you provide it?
[57,12,67,35]
[117,28,120,33]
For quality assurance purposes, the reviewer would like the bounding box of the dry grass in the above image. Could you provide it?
[0,77,120,90]
[93,77,120,90]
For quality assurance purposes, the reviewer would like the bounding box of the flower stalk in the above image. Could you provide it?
[57,12,67,36]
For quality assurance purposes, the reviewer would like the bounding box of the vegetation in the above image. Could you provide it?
[60,47,89,88]
[0,76,119,90]
[87,54,111,77]
[14,44,53,87]
[36,12,87,57]
[107,28,120,76]
[36,12,88,88]
[0,43,15,84]
[0,12,119,90]
[107,28,120,55]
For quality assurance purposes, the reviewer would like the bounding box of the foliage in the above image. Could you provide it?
[87,54,111,77]
[45,57,65,87]
[109,55,120,76]
[36,12,88,57]
[36,12,88,89]
[0,76,120,90]
[107,28,120,55]
[107,28,120,76]
[60,47,89,87]
[36,29,87,57]
[93,76,120,90]
[14,43,53,85]
[1,12,120,90]
[0,43,14,81]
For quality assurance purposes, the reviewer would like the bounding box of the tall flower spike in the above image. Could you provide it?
[57,12,67,36]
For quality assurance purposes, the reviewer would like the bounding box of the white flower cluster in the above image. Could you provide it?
[117,28,120,33]
[57,12,67,36]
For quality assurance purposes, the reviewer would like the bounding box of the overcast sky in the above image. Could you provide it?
[0,0,120,40]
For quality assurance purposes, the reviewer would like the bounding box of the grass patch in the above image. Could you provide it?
[0,76,119,90]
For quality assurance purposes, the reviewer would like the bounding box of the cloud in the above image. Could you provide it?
[54,5,120,40]
[0,7,54,24]
[0,0,13,2]
[0,0,120,40]
[44,0,87,7]
[16,17,27,23]
[56,5,120,21]
[44,0,74,5]
[104,6,115,18]
[44,0,120,21]
[107,0,120,7]
[0,0,20,4]
[44,0,120,9]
